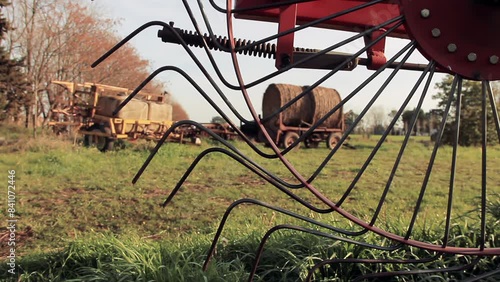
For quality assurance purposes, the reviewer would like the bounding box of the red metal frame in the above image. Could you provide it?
[234,0,500,79]
[235,0,403,70]
[234,0,405,36]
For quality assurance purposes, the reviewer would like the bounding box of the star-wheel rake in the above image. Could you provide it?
[92,0,500,280]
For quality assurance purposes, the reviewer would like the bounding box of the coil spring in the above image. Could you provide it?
[158,22,319,59]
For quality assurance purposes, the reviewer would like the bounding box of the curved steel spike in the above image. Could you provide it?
[247,224,405,281]
[92,21,169,68]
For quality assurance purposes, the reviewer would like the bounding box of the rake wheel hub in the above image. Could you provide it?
[401,0,500,80]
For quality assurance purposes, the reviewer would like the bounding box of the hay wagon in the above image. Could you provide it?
[257,83,345,149]
[49,81,200,151]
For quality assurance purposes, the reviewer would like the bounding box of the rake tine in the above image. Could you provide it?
[203,198,376,271]
[91,21,169,68]
[248,224,405,282]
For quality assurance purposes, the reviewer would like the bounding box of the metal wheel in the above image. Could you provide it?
[326,132,341,150]
[282,131,300,150]
[204,1,499,277]
[211,0,500,254]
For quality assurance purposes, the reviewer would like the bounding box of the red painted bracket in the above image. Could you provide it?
[363,29,387,70]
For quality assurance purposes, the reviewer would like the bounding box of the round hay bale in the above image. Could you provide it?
[306,86,343,128]
[262,84,314,131]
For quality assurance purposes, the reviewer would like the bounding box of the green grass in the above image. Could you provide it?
[0,126,499,281]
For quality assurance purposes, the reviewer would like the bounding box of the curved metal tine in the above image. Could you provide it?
[113,65,281,160]
[404,75,461,240]
[92,21,252,124]
[305,255,443,282]
[333,55,432,210]
[350,256,483,282]
[265,20,407,155]
[480,80,488,251]
[302,40,416,182]
[247,224,406,282]
[132,118,319,197]
[160,147,334,209]
[91,21,166,68]
[203,198,397,272]
[132,119,239,183]
[223,22,404,207]
[443,78,462,247]
[486,81,500,143]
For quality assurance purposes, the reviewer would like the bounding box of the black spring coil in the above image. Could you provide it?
[158,22,320,59]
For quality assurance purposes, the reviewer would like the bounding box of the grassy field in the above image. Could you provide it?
[0,124,499,281]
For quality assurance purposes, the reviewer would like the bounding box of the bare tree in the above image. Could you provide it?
[366,105,386,134]
[7,0,169,129]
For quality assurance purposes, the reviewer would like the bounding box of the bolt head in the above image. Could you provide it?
[431,28,441,38]
[490,55,499,65]
[468,53,477,62]
[420,9,430,18]
[447,44,457,53]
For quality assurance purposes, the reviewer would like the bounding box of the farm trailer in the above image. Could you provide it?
[49,81,200,151]
[244,83,345,149]
[197,122,239,141]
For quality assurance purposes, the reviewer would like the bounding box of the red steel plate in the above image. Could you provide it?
[401,0,500,80]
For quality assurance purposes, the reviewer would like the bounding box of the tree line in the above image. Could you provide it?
[345,76,500,146]
[0,0,188,129]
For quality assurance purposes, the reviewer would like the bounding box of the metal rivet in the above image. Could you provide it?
[421,9,430,18]
[468,53,477,62]
[447,44,457,53]
[431,28,441,38]
[490,55,499,65]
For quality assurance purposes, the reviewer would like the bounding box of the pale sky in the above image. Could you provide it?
[90,1,444,123]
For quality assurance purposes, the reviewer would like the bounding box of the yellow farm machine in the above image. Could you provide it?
[48,81,200,151]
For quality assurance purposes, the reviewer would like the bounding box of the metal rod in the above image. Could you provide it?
[486,81,500,143]
[404,75,461,240]
[443,78,462,246]
[367,63,436,226]
[336,58,432,208]
[480,81,488,250]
